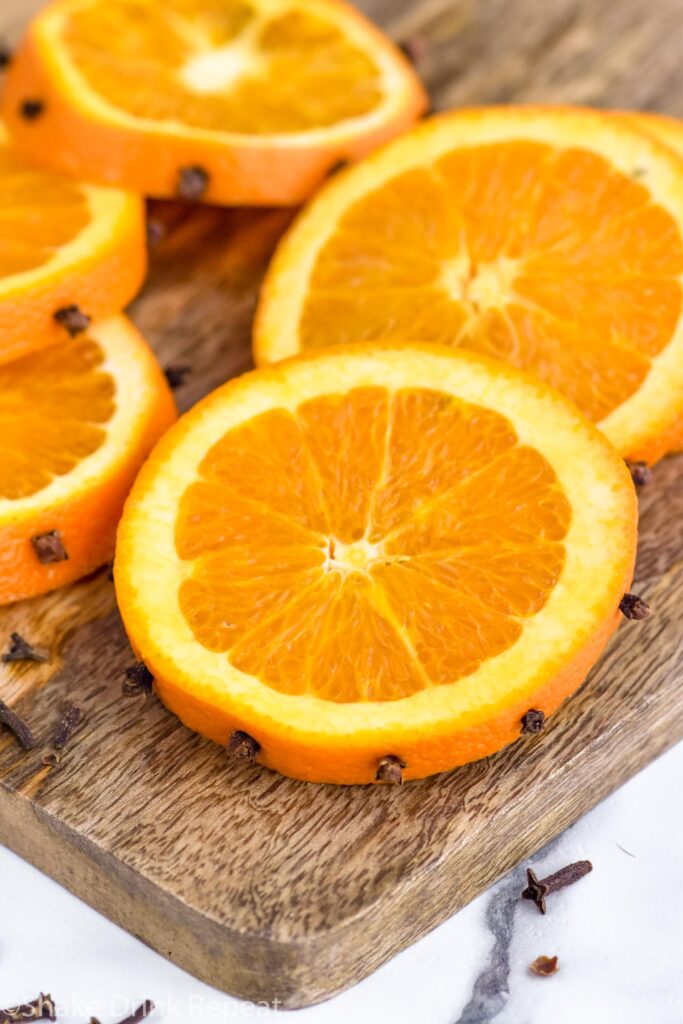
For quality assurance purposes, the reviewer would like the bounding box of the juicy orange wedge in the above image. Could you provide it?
[0,316,176,604]
[255,106,683,464]
[115,344,636,784]
[0,122,146,365]
[2,0,426,205]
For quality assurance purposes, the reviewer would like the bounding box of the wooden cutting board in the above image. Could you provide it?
[2,0,683,1010]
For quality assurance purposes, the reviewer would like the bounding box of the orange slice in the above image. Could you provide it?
[0,315,176,604]
[255,105,683,464]
[2,0,426,206]
[115,344,636,785]
[625,110,683,159]
[622,110,683,454]
[0,121,146,365]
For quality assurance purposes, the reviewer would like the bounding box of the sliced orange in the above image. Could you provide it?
[255,105,683,464]
[625,110,683,159]
[2,0,427,206]
[115,344,636,785]
[622,110,683,454]
[0,316,176,604]
[0,122,146,365]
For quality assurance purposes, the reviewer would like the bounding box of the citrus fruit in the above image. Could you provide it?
[623,110,683,455]
[255,105,683,465]
[0,121,146,366]
[0,315,176,604]
[2,0,427,206]
[625,110,683,158]
[115,343,637,785]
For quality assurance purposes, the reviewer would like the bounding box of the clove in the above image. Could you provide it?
[1,632,49,664]
[51,702,85,750]
[54,304,91,337]
[227,730,260,761]
[19,98,44,120]
[177,165,209,201]
[520,709,545,734]
[163,364,191,390]
[0,994,56,1022]
[522,859,593,914]
[0,698,35,750]
[625,460,652,487]
[123,662,154,696]
[619,593,651,620]
[375,754,406,785]
[31,530,68,564]
[112,1003,155,1024]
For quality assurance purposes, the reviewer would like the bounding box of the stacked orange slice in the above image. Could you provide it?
[0,317,175,604]
[0,122,146,364]
[2,0,427,205]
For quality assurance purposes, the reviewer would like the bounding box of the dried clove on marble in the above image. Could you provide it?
[522,859,593,914]
[116,1000,155,1024]
[0,993,56,1021]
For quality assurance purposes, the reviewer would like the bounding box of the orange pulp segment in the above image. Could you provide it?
[63,0,384,134]
[1,331,114,501]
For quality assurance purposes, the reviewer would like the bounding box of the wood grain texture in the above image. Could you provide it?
[2,0,683,1009]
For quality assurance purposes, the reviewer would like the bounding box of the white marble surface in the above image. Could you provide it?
[2,742,682,1024]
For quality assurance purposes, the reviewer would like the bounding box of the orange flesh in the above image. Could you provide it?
[176,386,570,703]
[300,142,683,423]
[0,336,115,499]
[0,144,89,277]
[63,0,383,133]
